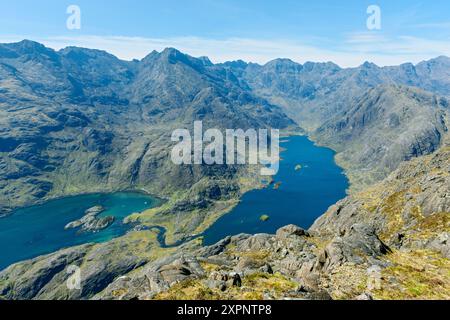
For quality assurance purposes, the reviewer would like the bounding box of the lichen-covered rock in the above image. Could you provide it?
[316,224,391,272]
[0,244,93,300]
[0,231,158,300]
[276,224,309,239]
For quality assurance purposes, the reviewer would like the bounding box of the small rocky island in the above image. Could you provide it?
[65,206,115,233]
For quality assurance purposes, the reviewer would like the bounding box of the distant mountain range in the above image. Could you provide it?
[223,55,450,127]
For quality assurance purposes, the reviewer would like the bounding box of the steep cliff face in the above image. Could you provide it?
[314,85,449,190]
[1,145,448,300]
[311,143,450,254]
[310,144,450,299]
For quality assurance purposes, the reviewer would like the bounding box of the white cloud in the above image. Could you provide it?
[412,22,450,29]
[341,32,450,64]
[345,32,388,44]
[0,34,449,68]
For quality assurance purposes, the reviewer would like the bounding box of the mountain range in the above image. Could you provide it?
[0,40,449,300]
[1,40,449,217]
[222,55,450,190]
[0,40,294,223]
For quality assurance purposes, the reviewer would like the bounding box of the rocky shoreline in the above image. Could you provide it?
[0,207,12,218]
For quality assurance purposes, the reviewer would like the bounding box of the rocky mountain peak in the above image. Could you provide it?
[160,47,183,59]
[9,39,47,52]
[59,46,120,61]
[221,60,248,70]
[264,58,303,72]
[424,55,450,65]
[3,40,57,59]
[361,61,378,69]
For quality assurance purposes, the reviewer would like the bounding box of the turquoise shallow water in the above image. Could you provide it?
[0,192,159,270]
[202,135,349,245]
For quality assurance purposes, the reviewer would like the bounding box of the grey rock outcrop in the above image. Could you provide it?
[65,206,115,232]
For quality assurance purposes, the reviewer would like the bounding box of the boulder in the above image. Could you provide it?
[316,224,391,272]
[276,225,309,240]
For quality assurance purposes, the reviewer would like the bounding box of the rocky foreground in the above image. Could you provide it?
[0,145,448,300]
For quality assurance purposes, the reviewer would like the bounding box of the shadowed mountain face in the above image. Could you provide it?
[0,40,294,216]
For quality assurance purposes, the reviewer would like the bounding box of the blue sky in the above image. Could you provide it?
[1,0,450,66]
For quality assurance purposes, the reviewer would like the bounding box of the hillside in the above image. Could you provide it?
[223,57,450,190]
[1,143,448,300]
[0,41,295,242]
[314,84,449,190]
